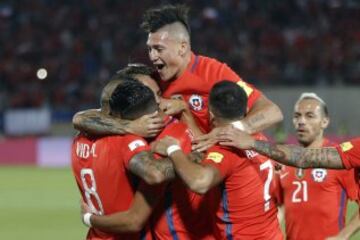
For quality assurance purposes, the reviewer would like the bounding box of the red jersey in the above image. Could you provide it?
[202,143,283,239]
[150,119,215,240]
[337,138,360,169]
[161,53,262,133]
[71,133,150,240]
[275,139,358,240]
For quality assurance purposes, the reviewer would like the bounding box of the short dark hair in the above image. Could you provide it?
[141,4,190,35]
[110,63,155,81]
[209,80,248,120]
[110,80,157,120]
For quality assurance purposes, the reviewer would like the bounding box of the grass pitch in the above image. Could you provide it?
[0,167,359,239]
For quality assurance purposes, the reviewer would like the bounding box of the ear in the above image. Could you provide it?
[178,41,187,56]
[321,117,330,129]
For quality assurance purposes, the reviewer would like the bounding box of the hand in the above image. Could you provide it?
[159,98,186,116]
[151,136,180,156]
[192,127,224,152]
[128,112,165,138]
[216,125,255,150]
[80,199,92,225]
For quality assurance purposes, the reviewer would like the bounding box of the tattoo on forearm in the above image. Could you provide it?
[253,141,343,169]
[81,114,129,135]
[130,152,175,180]
[188,151,204,164]
[248,113,266,126]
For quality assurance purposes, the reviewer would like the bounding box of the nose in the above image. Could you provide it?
[149,48,158,62]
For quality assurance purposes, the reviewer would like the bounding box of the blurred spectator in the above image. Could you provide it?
[1,0,360,111]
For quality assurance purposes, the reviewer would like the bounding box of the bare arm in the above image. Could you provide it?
[128,151,176,185]
[251,141,344,169]
[151,137,222,194]
[243,95,283,134]
[217,127,345,169]
[86,183,162,232]
[72,109,131,135]
[72,110,165,137]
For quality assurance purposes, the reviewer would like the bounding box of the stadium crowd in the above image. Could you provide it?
[1,0,360,111]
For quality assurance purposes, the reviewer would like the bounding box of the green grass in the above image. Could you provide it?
[0,167,86,239]
[1,167,360,239]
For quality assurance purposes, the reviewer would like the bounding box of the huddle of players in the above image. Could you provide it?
[71,4,360,240]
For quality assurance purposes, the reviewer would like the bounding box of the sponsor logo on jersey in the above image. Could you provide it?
[189,94,203,111]
[340,142,353,152]
[311,168,327,182]
[206,152,224,163]
[128,140,146,151]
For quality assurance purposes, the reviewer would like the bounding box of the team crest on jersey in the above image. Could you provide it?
[340,142,353,152]
[128,140,146,151]
[189,94,203,111]
[311,168,327,182]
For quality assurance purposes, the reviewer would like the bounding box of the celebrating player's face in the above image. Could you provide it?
[147,30,184,81]
[293,99,329,146]
[135,74,162,104]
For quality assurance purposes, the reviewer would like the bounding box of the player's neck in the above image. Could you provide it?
[302,135,324,148]
[176,52,192,78]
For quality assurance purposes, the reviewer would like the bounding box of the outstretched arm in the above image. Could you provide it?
[243,95,283,135]
[217,127,344,169]
[72,110,164,137]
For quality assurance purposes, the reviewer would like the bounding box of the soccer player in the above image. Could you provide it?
[72,79,192,239]
[72,4,283,147]
[151,81,283,239]
[72,64,166,137]
[274,93,359,240]
[142,4,283,151]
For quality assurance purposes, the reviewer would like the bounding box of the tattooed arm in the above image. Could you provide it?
[217,127,344,169]
[243,95,283,134]
[251,141,344,169]
[72,109,164,137]
[73,109,130,135]
[129,150,205,185]
[129,151,175,184]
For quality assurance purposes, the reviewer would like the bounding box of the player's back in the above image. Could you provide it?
[72,134,147,240]
[204,144,283,240]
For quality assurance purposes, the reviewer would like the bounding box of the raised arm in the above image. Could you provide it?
[217,127,344,169]
[72,109,164,137]
[151,136,222,194]
[242,94,283,134]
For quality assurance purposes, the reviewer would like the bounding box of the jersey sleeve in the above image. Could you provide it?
[336,138,360,169]
[338,169,359,201]
[121,135,150,168]
[201,146,235,178]
[272,169,284,205]
[217,63,262,110]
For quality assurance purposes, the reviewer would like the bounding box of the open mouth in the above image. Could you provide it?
[154,63,165,71]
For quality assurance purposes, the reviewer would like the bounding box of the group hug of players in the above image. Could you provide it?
[71,4,360,240]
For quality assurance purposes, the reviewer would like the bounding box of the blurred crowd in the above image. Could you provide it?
[1,0,360,111]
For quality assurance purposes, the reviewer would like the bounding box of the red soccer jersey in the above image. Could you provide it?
[275,139,358,240]
[337,138,360,169]
[202,143,283,239]
[150,118,215,240]
[160,53,262,133]
[71,134,150,240]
